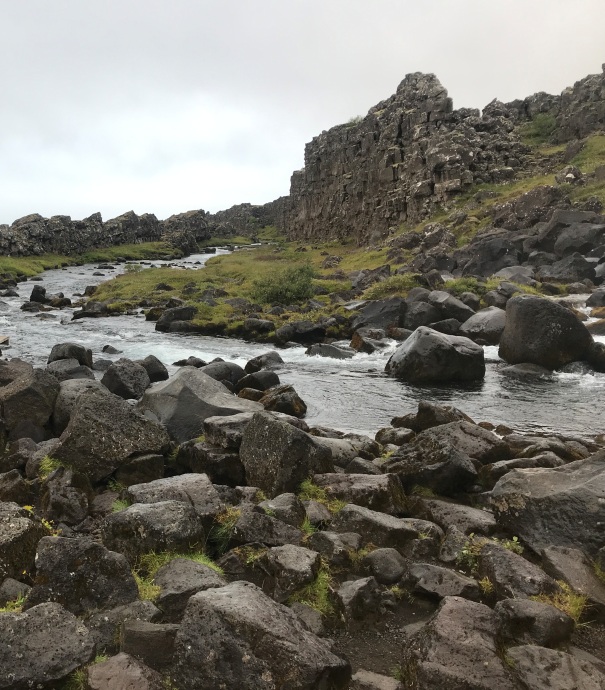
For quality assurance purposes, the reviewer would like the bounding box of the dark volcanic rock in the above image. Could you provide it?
[239,411,333,497]
[385,326,485,383]
[101,358,151,400]
[499,294,593,369]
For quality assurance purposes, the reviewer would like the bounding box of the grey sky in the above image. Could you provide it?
[1,0,604,225]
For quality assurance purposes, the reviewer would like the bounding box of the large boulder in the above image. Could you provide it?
[490,452,605,557]
[498,295,593,369]
[351,298,406,331]
[0,602,95,690]
[0,502,47,581]
[239,412,333,497]
[137,368,262,443]
[101,358,151,399]
[459,306,506,344]
[0,359,59,440]
[52,378,106,435]
[385,327,485,383]
[53,388,170,482]
[401,596,518,689]
[101,501,205,564]
[170,581,351,689]
[48,342,93,368]
[25,537,138,615]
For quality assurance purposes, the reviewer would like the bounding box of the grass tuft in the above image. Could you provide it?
[0,595,25,614]
[288,564,334,616]
[38,456,63,481]
[298,479,347,514]
[532,581,588,624]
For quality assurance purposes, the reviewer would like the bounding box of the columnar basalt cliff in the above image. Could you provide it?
[282,66,605,245]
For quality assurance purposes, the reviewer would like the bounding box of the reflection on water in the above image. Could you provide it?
[5,253,605,439]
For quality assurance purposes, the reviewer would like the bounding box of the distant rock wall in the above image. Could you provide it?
[282,66,605,245]
[205,198,288,238]
[282,73,530,245]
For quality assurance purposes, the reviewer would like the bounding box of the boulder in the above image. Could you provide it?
[0,602,95,690]
[408,563,481,600]
[25,536,138,615]
[170,581,351,689]
[101,501,205,564]
[244,350,284,373]
[338,576,383,620]
[0,359,59,440]
[385,327,485,383]
[52,378,109,435]
[46,358,95,382]
[155,305,196,332]
[136,354,169,382]
[153,558,226,621]
[495,598,574,647]
[54,388,170,483]
[0,502,47,581]
[86,653,165,690]
[498,295,593,369]
[362,548,408,585]
[137,368,262,443]
[85,600,161,655]
[402,596,517,690]
[258,384,308,417]
[351,298,406,331]
[490,453,605,556]
[102,358,151,400]
[506,645,605,690]
[234,370,280,393]
[428,290,475,322]
[39,466,91,525]
[459,306,506,344]
[239,412,333,497]
[200,360,246,387]
[261,544,321,602]
[312,473,406,515]
[48,342,93,368]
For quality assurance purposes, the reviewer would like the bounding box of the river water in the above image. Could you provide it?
[3,251,604,439]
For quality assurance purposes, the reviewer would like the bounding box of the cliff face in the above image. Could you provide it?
[282,66,605,245]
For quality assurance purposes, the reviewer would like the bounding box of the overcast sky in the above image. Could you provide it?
[1,0,604,225]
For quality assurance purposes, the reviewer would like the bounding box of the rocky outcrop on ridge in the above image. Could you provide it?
[281,65,605,246]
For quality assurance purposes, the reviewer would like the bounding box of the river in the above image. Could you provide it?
[3,250,605,439]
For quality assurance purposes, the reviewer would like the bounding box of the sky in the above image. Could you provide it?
[1,0,604,226]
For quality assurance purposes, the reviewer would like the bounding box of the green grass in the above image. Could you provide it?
[251,263,316,304]
[198,235,255,247]
[210,507,242,554]
[137,549,224,578]
[298,479,347,514]
[38,455,63,480]
[363,273,423,299]
[571,133,605,172]
[532,581,588,624]
[0,241,178,280]
[300,517,317,538]
[0,595,25,614]
[111,499,130,513]
[519,113,557,146]
[288,564,334,616]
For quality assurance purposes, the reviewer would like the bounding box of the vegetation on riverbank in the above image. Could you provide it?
[0,241,179,279]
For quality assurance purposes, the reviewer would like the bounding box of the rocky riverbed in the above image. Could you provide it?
[0,253,604,688]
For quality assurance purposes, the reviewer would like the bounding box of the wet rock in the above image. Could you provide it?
[244,350,284,373]
[137,368,261,443]
[392,400,474,432]
[0,602,95,690]
[459,306,506,344]
[171,581,351,689]
[200,360,246,387]
[385,327,485,383]
[155,305,196,332]
[258,383,308,417]
[101,358,151,400]
[136,354,169,382]
[48,341,93,368]
[499,294,593,369]
[235,369,280,393]
[25,536,138,615]
[306,343,355,359]
[239,411,333,497]
[54,388,169,483]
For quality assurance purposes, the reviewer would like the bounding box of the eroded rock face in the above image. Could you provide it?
[170,581,351,690]
[282,73,531,244]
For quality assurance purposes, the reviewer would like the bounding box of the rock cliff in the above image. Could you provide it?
[281,65,605,245]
